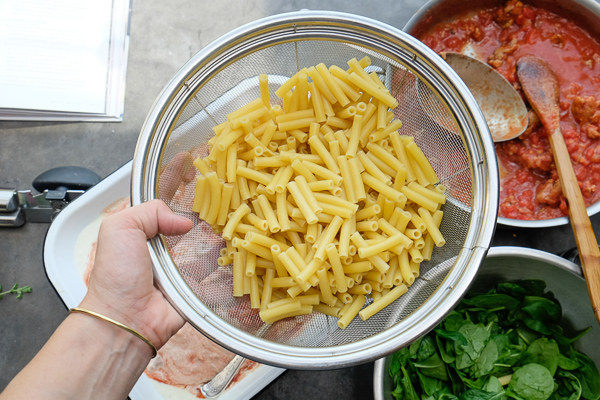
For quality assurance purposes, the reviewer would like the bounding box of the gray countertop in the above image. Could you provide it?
[0,0,598,398]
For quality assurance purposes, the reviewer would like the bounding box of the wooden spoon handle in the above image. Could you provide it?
[548,126,600,322]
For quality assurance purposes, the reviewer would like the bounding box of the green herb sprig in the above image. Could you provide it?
[388,279,600,400]
[0,283,32,300]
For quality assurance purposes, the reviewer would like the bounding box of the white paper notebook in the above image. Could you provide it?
[0,0,130,121]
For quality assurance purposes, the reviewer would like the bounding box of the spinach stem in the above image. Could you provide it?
[517,330,530,345]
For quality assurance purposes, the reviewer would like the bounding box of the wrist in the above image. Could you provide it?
[68,310,154,361]
[78,294,163,352]
[67,311,151,397]
[70,307,157,358]
[0,311,152,400]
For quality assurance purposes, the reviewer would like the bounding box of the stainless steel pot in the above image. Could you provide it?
[403,0,600,229]
[404,0,600,40]
[373,246,600,399]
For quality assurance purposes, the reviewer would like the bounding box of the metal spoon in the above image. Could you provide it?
[200,354,245,398]
[516,55,600,325]
[444,52,529,142]
[200,323,269,397]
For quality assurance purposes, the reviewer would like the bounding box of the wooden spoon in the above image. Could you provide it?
[517,55,600,325]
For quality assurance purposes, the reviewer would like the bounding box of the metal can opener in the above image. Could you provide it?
[0,166,100,228]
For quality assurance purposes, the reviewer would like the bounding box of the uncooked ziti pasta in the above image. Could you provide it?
[192,57,446,329]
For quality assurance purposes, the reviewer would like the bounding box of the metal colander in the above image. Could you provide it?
[131,11,498,369]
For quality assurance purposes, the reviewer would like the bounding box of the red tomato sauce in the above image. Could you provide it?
[419,0,600,220]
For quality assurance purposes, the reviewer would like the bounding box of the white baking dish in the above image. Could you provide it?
[43,160,284,400]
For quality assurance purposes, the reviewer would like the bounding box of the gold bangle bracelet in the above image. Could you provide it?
[69,307,158,358]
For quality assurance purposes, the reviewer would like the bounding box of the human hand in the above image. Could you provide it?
[79,199,193,350]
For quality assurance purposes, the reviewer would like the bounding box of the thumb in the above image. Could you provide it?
[116,200,193,239]
[153,200,194,237]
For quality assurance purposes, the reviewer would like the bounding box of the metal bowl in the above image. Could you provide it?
[404,0,600,228]
[373,246,600,399]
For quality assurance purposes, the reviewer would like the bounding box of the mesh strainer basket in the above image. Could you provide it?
[131,10,498,369]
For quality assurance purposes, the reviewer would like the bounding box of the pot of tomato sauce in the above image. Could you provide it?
[405,0,600,228]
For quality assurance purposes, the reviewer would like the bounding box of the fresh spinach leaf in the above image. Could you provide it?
[472,340,498,378]
[484,310,501,326]
[524,318,553,336]
[437,335,456,364]
[418,335,438,361]
[525,338,560,376]
[507,363,555,400]
[439,394,460,400]
[518,280,547,296]
[495,346,522,372]
[417,370,441,396]
[516,326,541,346]
[522,297,561,322]
[557,353,580,371]
[400,366,420,400]
[497,282,527,299]
[390,347,409,375]
[456,369,489,391]
[391,381,404,400]
[445,311,468,332]
[410,337,423,358]
[414,351,449,381]
[491,334,510,356]
[449,364,467,394]
[435,328,469,346]
[462,294,520,310]
[484,376,504,394]
[455,323,490,369]
[554,370,582,400]
[572,350,600,400]
[459,389,505,400]
[456,349,475,370]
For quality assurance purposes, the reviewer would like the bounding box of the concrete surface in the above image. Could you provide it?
[0,0,597,399]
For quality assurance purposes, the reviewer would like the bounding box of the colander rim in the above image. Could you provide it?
[131,9,499,369]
